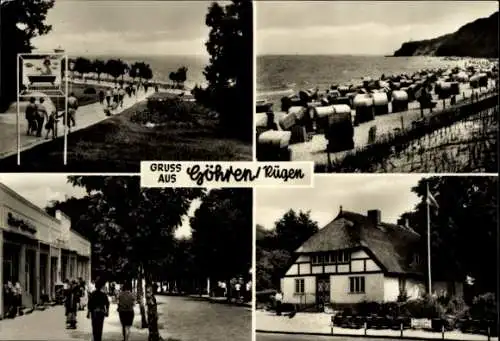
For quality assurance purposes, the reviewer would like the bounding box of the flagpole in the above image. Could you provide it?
[426,181,432,295]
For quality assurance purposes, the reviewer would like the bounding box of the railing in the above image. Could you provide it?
[330,315,497,340]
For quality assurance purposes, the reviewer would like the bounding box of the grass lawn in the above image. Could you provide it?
[0,101,252,172]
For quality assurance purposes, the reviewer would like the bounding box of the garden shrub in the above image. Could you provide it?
[403,296,446,319]
[469,292,497,321]
[83,87,96,94]
[356,301,381,316]
[146,96,210,122]
[445,296,469,319]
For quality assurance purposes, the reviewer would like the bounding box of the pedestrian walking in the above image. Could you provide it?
[274,291,283,316]
[44,110,58,140]
[87,279,110,341]
[105,89,112,107]
[25,97,38,135]
[117,281,136,341]
[112,87,119,104]
[3,282,15,318]
[67,92,78,128]
[118,87,126,108]
[35,97,49,138]
[88,280,96,294]
[98,90,105,105]
[154,84,159,93]
[14,282,23,316]
[65,280,79,329]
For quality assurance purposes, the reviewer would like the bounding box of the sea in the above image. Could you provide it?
[257,55,470,102]
[84,54,209,89]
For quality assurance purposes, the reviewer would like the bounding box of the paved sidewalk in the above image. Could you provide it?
[0,302,161,341]
[0,81,153,160]
[256,310,497,341]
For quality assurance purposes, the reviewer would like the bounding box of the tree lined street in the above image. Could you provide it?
[0,295,251,341]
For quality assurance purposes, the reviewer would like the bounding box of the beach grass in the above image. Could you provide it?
[0,101,252,172]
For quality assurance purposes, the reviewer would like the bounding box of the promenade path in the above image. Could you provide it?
[0,301,150,341]
[0,295,251,341]
[0,80,154,161]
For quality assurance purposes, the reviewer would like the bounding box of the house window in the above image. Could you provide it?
[413,253,421,265]
[338,251,350,263]
[295,278,305,294]
[312,254,325,265]
[325,253,335,264]
[349,276,365,294]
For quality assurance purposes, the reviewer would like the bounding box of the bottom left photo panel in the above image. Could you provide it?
[0,174,253,341]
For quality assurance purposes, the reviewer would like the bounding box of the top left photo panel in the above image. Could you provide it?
[0,0,253,173]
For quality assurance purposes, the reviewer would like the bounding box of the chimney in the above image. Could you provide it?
[339,205,343,213]
[367,209,381,225]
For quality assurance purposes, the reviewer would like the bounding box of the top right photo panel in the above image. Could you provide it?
[255,1,499,174]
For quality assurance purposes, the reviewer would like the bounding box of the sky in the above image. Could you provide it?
[256,175,426,230]
[257,1,499,55]
[0,174,199,238]
[31,0,214,56]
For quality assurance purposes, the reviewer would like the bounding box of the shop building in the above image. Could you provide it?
[0,182,91,317]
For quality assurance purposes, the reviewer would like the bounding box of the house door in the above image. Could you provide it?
[316,276,331,308]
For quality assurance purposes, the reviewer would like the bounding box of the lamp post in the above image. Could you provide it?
[136,68,140,99]
[69,61,75,94]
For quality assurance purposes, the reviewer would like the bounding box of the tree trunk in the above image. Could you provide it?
[145,272,162,341]
[137,266,148,328]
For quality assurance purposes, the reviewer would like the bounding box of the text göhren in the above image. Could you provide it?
[184,164,305,186]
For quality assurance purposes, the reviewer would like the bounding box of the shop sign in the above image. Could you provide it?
[7,212,37,234]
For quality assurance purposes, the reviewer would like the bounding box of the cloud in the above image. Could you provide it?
[256,175,425,230]
[31,0,212,55]
[0,175,198,238]
[257,1,498,55]
[0,174,86,210]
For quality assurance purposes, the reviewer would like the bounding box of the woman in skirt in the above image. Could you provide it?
[117,281,135,341]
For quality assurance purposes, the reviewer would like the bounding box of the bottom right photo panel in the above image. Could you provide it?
[255,175,498,341]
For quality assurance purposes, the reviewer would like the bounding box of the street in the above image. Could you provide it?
[257,332,401,341]
[0,295,251,341]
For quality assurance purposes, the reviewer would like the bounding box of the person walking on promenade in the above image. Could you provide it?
[105,89,112,107]
[98,90,105,105]
[65,280,79,329]
[87,279,110,341]
[112,87,119,105]
[25,97,38,135]
[44,108,58,140]
[118,87,126,108]
[117,281,136,341]
[35,98,48,138]
[67,92,79,129]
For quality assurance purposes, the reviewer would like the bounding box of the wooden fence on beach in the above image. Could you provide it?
[324,93,498,173]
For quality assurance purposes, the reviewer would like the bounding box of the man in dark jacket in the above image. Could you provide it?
[65,280,80,329]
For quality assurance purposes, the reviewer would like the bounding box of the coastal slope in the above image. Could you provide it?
[393,11,498,58]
